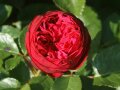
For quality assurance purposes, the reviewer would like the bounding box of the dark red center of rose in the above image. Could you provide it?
[34,13,80,57]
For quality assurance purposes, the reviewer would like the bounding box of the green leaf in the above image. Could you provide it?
[18,26,27,55]
[5,56,21,71]
[0,33,19,54]
[52,76,82,90]
[75,61,90,76]
[0,59,3,67]
[81,76,93,90]
[116,87,120,90]
[80,6,101,53]
[93,44,120,75]
[0,59,9,77]
[0,4,12,25]
[53,0,86,17]
[21,84,31,90]
[0,25,20,38]
[101,13,120,47]
[30,76,54,90]
[0,50,11,60]
[12,21,22,30]
[93,73,120,88]
[81,76,115,90]
[18,3,57,23]
[10,61,30,84]
[0,78,21,90]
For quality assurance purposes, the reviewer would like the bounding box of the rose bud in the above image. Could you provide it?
[25,11,91,78]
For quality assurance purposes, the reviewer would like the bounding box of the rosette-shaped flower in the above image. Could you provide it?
[25,11,91,77]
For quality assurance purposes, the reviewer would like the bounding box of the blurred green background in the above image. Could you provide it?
[0,0,120,90]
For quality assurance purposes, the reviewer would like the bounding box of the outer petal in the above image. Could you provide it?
[48,72,63,78]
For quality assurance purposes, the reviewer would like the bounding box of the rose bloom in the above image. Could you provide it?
[25,11,91,77]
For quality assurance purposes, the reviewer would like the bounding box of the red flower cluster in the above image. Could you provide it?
[25,11,91,77]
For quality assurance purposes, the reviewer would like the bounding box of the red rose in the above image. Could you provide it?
[25,11,91,77]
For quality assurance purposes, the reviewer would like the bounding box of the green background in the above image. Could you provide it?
[0,0,120,90]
